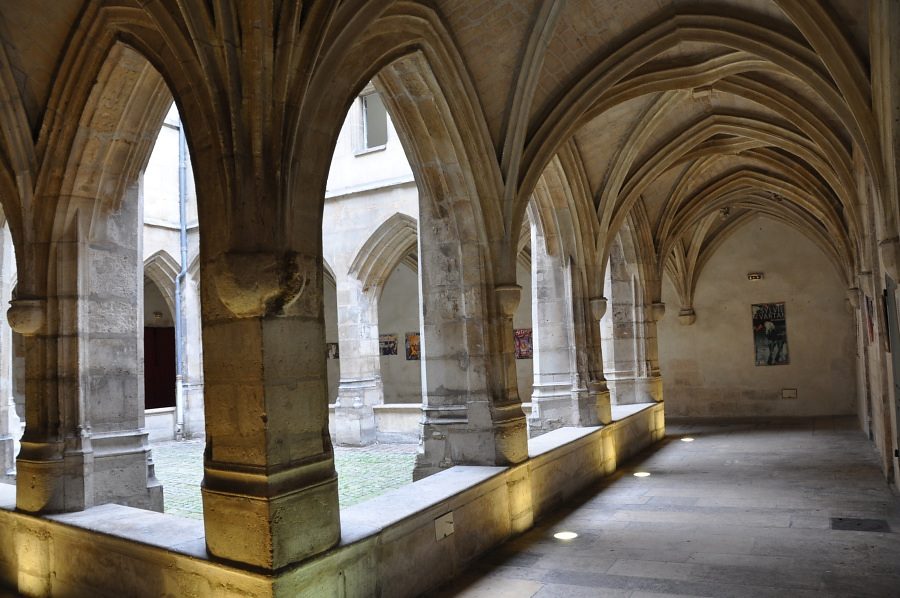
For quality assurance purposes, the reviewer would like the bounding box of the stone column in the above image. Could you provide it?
[491,283,530,458]
[333,276,382,445]
[87,183,162,510]
[582,295,613,425]
[528,230,607,434]
[414,208,528,479]
[529,241,574,434]
[637,301,665,402]
[612,298,666,404]
[16,184,161,513]
[201,250,339,570]
[9,293,89,514]
[602,254,663,405]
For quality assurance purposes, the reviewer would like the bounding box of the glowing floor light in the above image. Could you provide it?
[681,437,695,442]
[633,471,651,478]
[553,531,578,540]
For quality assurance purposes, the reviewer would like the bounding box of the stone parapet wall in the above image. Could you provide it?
[329,402,538,444]
[0,403,663,598]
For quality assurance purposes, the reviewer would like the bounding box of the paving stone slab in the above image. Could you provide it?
[437,417,900,597]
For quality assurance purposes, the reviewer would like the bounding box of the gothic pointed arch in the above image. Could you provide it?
[143,250,179,318]
[348,212,417,298]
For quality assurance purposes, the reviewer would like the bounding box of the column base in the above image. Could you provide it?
[202,458,340,570]
[575,383,612,426]
[334,377,382,446]
[529,382,611,436]
[608,376,663,405]
[16,440,93,513]
[492,404,528,466]
[413,401,527,479]
[332,405,376,446]
[92,429,163,512]
[528,384,571,437]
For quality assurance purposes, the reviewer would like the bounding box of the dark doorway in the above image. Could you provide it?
[145,326,176,409]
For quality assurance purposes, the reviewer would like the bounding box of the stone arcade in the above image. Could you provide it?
[0,1,898,596]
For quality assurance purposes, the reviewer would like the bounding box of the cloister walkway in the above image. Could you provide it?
[439,417,900,597]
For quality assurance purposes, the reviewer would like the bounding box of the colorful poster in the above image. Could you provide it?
[752,303,789,366]
[405,332,421,360]
[514,328,533,359]
[380,333,398,356]
[326,342,340,360]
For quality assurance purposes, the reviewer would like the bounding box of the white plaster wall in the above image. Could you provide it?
[325,101,413,196]
[378,265,422,403]
[142,105,199,228]
[659,217,856,417]
[322,184,419,274]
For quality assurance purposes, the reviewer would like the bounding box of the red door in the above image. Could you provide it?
[144,327,176,409]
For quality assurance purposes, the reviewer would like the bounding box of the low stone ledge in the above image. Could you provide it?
[527,425,600,459]
[338,465,506,545]
[528,402,663,521]
[329,403,535,445]
[527,401,660,460]
[47,503,206,554]
[611,401,659,421]
[0,402,665,597]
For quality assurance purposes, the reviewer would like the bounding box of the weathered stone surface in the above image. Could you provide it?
[0,0,897,593]
[0,404,662,597]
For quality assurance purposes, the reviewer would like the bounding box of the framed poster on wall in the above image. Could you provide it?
[751,302,789,366]
[405,332,421,360]
[380,333,398,356]
[514,328,533,359]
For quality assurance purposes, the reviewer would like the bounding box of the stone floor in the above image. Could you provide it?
[438,417,900,597]
[151,439,417,519]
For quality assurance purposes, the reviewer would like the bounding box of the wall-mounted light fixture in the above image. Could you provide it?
[747,272,763,281]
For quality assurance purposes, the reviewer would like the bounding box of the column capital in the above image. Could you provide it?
[495,284,522,318]
[589,296,608,321]
[209,251,317,318]
[677,306,696,326]
[846,287,861,310]
[7,298,45,336]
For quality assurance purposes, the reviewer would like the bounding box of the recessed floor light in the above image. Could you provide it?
[681,437,695,442]
[633,471,651,478]
[553,531,578,540]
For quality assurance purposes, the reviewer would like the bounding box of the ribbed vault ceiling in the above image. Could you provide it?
[0,0,891,310]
